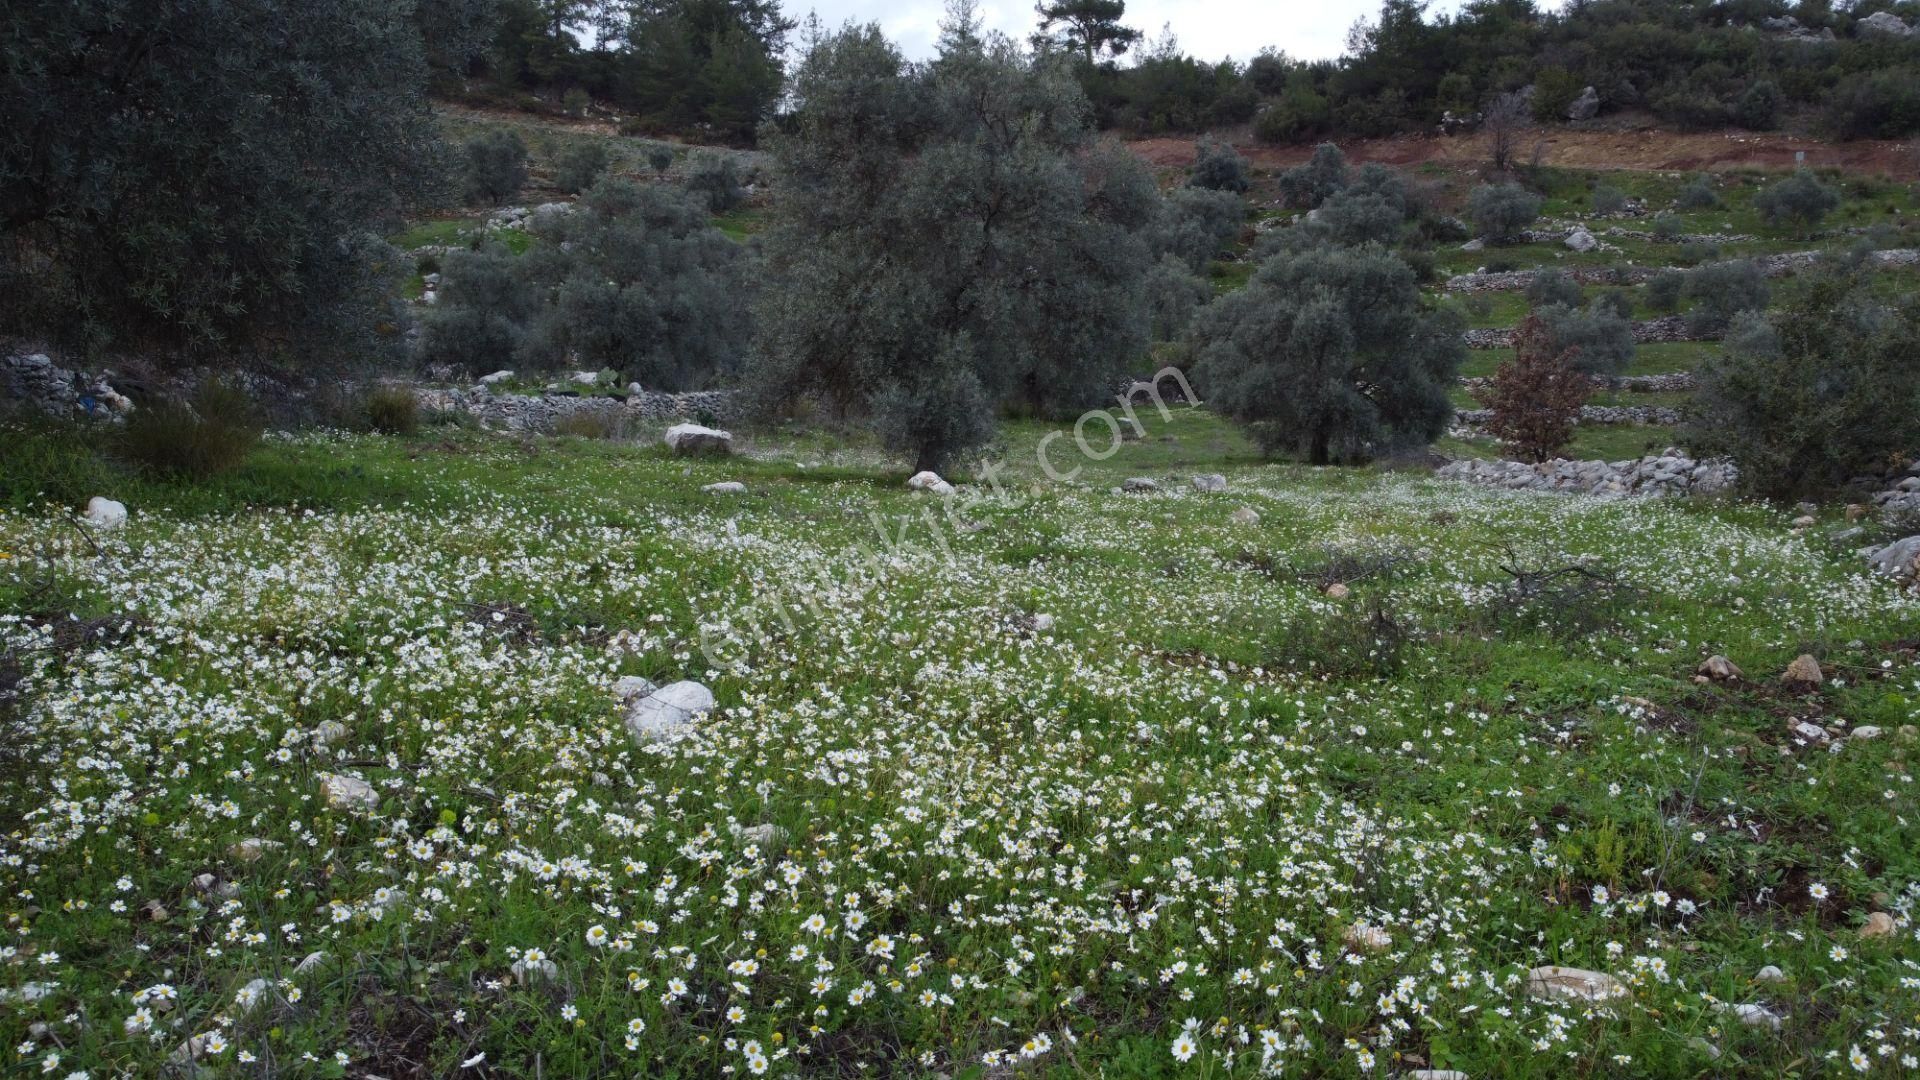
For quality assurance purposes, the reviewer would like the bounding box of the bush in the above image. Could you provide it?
[1277,143,1348,210]
[1149,187,1247,272]
[1646,270,1685,312]
[1674,176,1721,211]
[554,140,610,195]
[1755,169,1839,234]
[1254,84,1332,144]
[463,130,529,205]
[365,386,420,435]
[686,151,746,213]
[1192,245,1464,464]
[1590,184,1626,215]
[1593,290,1635,320]
[1189,137,1250,193]
[416,246,538,374]
[1469,183,1542,244]
[1532,67,1583,123]
[648,145,676,174]
[1525,269,1584,311]
[1652,212,1684,240]
[1536,302,1634,377]
[1682,259,1770,336]
[117,380,262,480]
[1143,255,1212,342]
[1734,80,1782,132]
[1686,273,1920,501]
[1824,69,1920,140]
[1477,314,1593,462]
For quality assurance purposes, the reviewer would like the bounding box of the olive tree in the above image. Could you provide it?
[464,130,530,205]
[1470,182,1542,243]
[1755,169,1839,235]
[1189,137,1251,193]
[1192,246,1465,464]
[746,24,1154,473]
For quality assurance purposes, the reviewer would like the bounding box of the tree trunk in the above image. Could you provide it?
[1310,430,1331,467]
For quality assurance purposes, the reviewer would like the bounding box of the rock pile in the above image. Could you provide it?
[1461,315,1710,350]
[1870,460,1920,515]
[1455,404,1681,428]
[2,352,134,417]
[1446,249,1920,293]
[1437,452,1738,498]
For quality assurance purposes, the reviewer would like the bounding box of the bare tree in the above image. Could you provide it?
[1484,91,1529,174]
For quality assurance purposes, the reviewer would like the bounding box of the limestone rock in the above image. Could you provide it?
[1857,11,1913,38]
[1867,536,1920,582]
[82,497,127,531]
[1861,911,1897,938]
[906,471,956,497]
[479,370,515,386]
[1121,477,1160,494]
[612,676,658,703]
[1719,1002,1784,1031]
[1567,85,1601,121]
[702,481,747,495]
[1781,654,1824,690]
[1231,507,1261,526]
[229,838,285,864]
[1755,965,1787,984]
[626,680,715,744]
[1190,474,1227,494]
[1850,725,1883,742]
[1564,227,1599,253]
[1525,965,1627,1004]
[1698,655,1743,682]
[663,423,733,457]
[318,772,379,812]
[1325,583,1352,600]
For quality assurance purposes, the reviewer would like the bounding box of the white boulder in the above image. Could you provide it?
[1191,474,1227,494]
[907,471,956,496]
[1564,227,1599,253]
[626,680,716,744]
[703,481,747,495]
[664,423,733,457]
[612,675,658,702]
[1525,965,1627,1004]
[318,772,379,812]
[82,496,127,530]
[479,370,515,386]
[1121,477,1160,494]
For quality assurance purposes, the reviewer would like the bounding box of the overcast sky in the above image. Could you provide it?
[784,1,1484,64]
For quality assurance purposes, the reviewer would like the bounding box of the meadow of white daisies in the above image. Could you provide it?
[3,410,1920,1078]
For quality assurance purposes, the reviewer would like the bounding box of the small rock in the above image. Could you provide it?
[1697,655,1743,682]
[1567,85,1601,121]
[318,772,379,812]
[626,680,716,744]
[1788,719,1830,744]
[1343,922,1391,952]
[1850,725,1883,741]
[143,900,170,923]
[663,423,733,457]
[1325,583,1352,601]
[1720,1002,1784,1031]
[479,370,514,386]
[82,496,127,531]
[1460,238,1486,252]
[702,481,747,495]
[1564,227,1599,253]
[1791,515,1816,529]
[1755,965,1787,984]
[1781,654,1824,689]
[731,823,787,852]
[1845,504,1870,521]
[1026,613,1056,633]
[1861,911,1897,938]
[1688,1037,1722,1060]
[295,951,329,975]
[229,838,285,864]
[1867,536,1920,581]
[906,471,956,497]
[311,720,349,748]
[1231,507,1261,526]
[1121,477,1159,494]
[1525,965,1627,1004]
[1190,474,1227,494]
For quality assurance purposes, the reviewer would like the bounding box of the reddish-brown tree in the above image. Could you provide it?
[1477,314,1594,463]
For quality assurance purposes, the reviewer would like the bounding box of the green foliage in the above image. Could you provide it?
[0,0,442,361]
[747,28,1154,472]
[1755,169,1840,234]
[1148,188,1247,272]
[117,381,263,481]
[416,246,539,375]
[1193,246,1464,464]
[1590,184,1627,215]
[618,0,793,144]
[1674,175,1722,211]
[1536,302,1635,378]
[648,145,677,174]
[1031,0,1142,64]
[1254,79,1333,144]
[463,130,530,205]
[1531,67,1583,123]
[686,151,748,213]
[1686,272,1920,501]
[365,386,422,436]
[1682,260,1770,337]
[1144,254,1212,342]
[1189,137,1251,193]
[1824,69,1920,140]
[553,140,610,194]
[1734,79,1782,131]
[1277,143,1349,210]
[1525,269,1584,311]
[1646,270,1685,313]
[1469,183,1542,244]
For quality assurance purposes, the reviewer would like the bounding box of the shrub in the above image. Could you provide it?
[1144,255,1212,342]
[1192,246,1464,464]
[648,145,676,174]
[1686,273,1920,501]
[1593,290,1635,320]
[1591,184,1626,215]
[1277,143,1348,210]
[365,386,420,435]
[1477,314,1593,462]
[1267,188,1405,251]
[1536,302,1634,377]
[1254,84,1332,144]
[554,141,610,195]
[1149,187,1247,272]
[686,151,746,213]
[1646,270,1685,312]
[463,130,529,205]
[1734,80,1782,132]
[1652,212,1684,240]
[416,246,538,374]
[1525,269,1584,311]
[117,380,262,480]
[1682,259,1770,336]
[1824,69,1920,140]
[1469,183,1542,244]
[1755,169,1839,234]
[1674,176,1721,211]
[1532,67,1583,123]
[1189,137,1251,193]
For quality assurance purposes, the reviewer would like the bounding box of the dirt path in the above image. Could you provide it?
[1130,127,1920,178]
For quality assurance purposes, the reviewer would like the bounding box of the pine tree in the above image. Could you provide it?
[1030,0,1142,66]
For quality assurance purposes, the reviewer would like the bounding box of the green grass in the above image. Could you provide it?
[3,414,1917,1077]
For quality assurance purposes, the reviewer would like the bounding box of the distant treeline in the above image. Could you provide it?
[461,0,1920,144]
